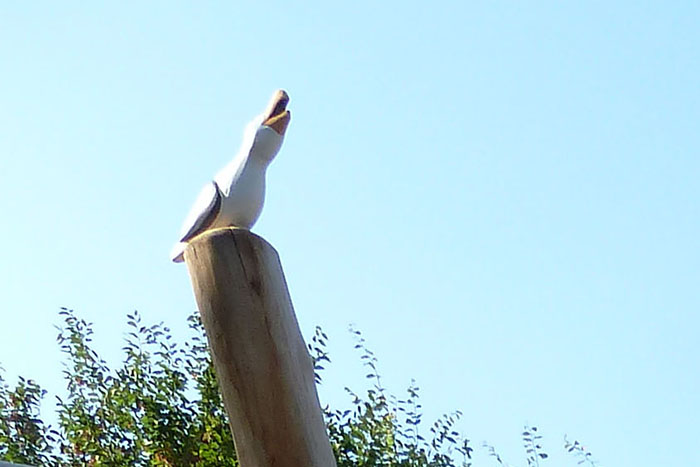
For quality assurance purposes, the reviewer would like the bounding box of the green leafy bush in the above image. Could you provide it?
[2,309,235,466]
[0,309,597,466]
[310,327,472,467]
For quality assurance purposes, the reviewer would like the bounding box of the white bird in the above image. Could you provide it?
[170,90,291,263]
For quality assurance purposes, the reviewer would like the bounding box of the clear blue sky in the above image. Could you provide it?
[1,2,698,465]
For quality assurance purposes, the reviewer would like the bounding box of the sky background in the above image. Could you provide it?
[1,1,698,465]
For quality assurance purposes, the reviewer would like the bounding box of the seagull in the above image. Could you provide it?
[170,90,291,263]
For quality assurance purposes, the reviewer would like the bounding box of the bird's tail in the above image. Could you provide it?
[170,242,186,263]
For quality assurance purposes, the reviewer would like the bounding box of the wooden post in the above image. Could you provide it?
[184,227,337,467]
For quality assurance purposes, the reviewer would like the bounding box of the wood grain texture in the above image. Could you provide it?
[184,228,337,467]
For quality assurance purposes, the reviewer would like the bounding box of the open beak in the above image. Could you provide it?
[262,90,291,136]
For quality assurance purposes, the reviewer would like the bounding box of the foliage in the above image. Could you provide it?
[2,308,236,466]
[309,326,473,466]
[522,425,548,466]
[1,309,598,466]
[564,437,598,467]
[0,371,57,465]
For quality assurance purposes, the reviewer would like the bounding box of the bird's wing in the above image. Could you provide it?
[177,181,223,243]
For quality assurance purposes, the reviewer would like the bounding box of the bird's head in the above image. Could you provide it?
[247,90,291,163]
[261,89,291,135]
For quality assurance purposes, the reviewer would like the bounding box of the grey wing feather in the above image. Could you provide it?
[178,181,223,242]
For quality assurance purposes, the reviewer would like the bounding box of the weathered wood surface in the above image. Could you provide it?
[184,228,337,467]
